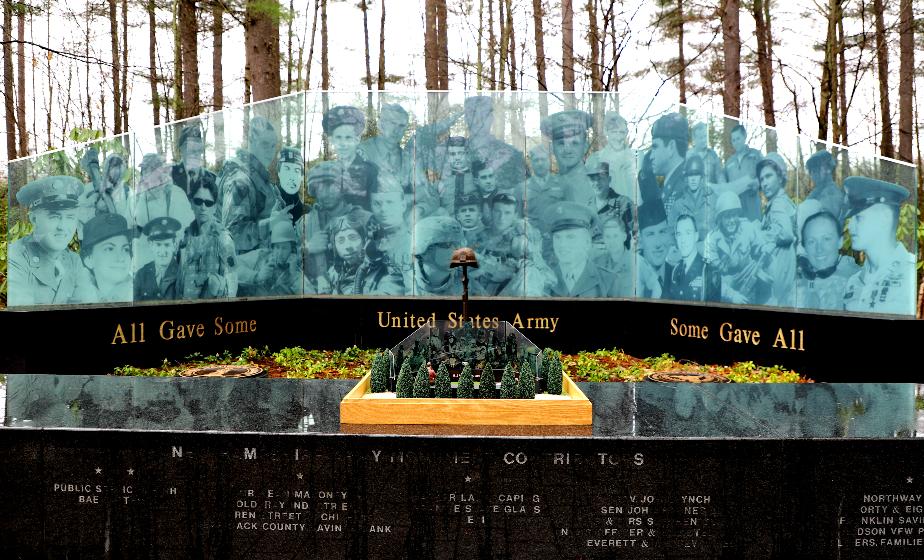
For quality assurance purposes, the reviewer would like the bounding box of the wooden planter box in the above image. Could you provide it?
[340,373,592,426]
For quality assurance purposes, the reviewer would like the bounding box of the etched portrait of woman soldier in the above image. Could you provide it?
[179,173,238,300]
[7,176,93,306]
[72,213,134,304]
[842,176,916,315]
[794,199,858,312]
[662,213,721,303]
[703,191,763,305]
[323,105,378,210]
[754,153,796,307]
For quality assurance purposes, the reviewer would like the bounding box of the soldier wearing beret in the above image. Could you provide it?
[135,216,182,301]
[795,199,858,312]
[542,201,616,297]
[636,200,672,298]
[805,149,845,221]
[323,105,379,209]
[7,176,93,306]
[461,96,527,199]
[586,111,636,201]
[842,177,915,315]
[412,216,464,296]
[74,213,134,303]
[358,103,414,187]
[217,115,284,254]
[180,174,238,299]
[642,112,688,210]
[274,146,307,224]
[539,109,596,211]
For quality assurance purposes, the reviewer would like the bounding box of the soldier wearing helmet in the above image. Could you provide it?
[413,216,464,296]
[326,210,370,295]
[704,191,762,304]
[243,221,309,296]
[667,154,715,245]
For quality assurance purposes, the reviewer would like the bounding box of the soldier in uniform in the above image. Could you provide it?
[7,176,92,306]
[461,95,527,193]
[587,161,634,229]
[755,153,796,306]
[842,176,915,315]
[704,191,762,305]
[75,213,134,303]
[455,193,485,250]
[276,146,307,223]
[663,214,721,302]
[539,109,595,211]
[326,210,370,295]
[585,111,636,199]
[358,103,413,187]
[470,193,532,296]
[217,115,283,254]
[355,175,412,295]
[641,112,688,210]
[323,105,378,209]
[543,201,615,298]
[667,154,715,246]
[636,200,672,298]
[434,136,475,215]
[413,216,465,296]
[594,213,634,297]
[805,150,845,221]
[180,176,238,299]
[525,144,555,224]
[171,122,217,202]
[78,147,133,224]
[718,124,762,222]
[245,222,307,296]
[135,216,182,301]
[688,122,723,185]
[795,199,858,311]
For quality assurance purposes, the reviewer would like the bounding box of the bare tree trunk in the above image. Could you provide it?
[3,0,16,160]
[361,0,372,92]
[147,0,162,152]
[85,0,93,130]
[720,0,740,118]
[121,0,128,132]
[16,4,27,156]
[586,0,600,91]
[897,0,913,163]
[677,0,685,104]
[246,0,282,102]
[498,0,507,89]
[377,0,386,89]
[531,0,547,117]
[436,0,448,89]
[506,0,515,90]
[109,0,122,134]
[306,0,319,87]
[753,0,775,130]
[173,5,184,119]
[562,0,575,93]
[837,12,847,146]
[321,0,329,156]
[872,0,894,159]
[212,1,225,161]
[488,0,496,88]
[179,0,200,118]
[818,0,837,142]
[424,0,438,89]
[476,0,484,89]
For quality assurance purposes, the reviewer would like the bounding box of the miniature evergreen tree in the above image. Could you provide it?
[434,362,451,398]
[457,362,475,398]
[479,358,495,398]
[413,362,430,398]
[500,362,517,399]
[547,354,563,395]
[370,352,389,393]
[519,358,536,399]
[395,357,414,398]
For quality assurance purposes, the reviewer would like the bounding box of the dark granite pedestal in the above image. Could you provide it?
[1,376,922,559]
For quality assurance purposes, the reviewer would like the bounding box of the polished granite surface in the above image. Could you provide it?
[1,375,918,438]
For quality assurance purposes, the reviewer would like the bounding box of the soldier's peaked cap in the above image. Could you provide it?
[540,110,592,140]
[16,176,82,211]
[843,176,909,219]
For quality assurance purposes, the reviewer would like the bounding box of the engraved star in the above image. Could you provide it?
[297,473,303,480]
[95,467,102,474]
[127,468,134,476]
[908,477,914,484]
[465,476,471,483]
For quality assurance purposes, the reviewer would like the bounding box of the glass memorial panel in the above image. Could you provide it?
[6,133,134,307]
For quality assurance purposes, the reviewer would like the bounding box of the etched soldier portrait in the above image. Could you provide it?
[542,201,615,298]
[413,216,464,296]
[7,176,93,306]
[134,216,182,302]
[180,175,238,300]
[539,109,595,210]
[78,146,133,225]
[171,122,217,203]
[135,152,195,233]
[704,191,763,305]
[355,174,412,295]
[470,193,533,296]
[667,154,715,243]
[688,122,722,185]
[243,221,306,296]
[323,105,378,210]
[636,200,672,299]
[74,213,134,304]
[594,213,634,298]
[754,153,796,306]
[795,199,858,312]
[805,149,845,222]
[585,111,636,200]
[720,124,762,222]
[663,213,721,303]
[842,176,915,315]
[642,112,688,209]
[276,146,307,223]
[461,95,527,194]
[358,102,413,187]
[326,210,370,295]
